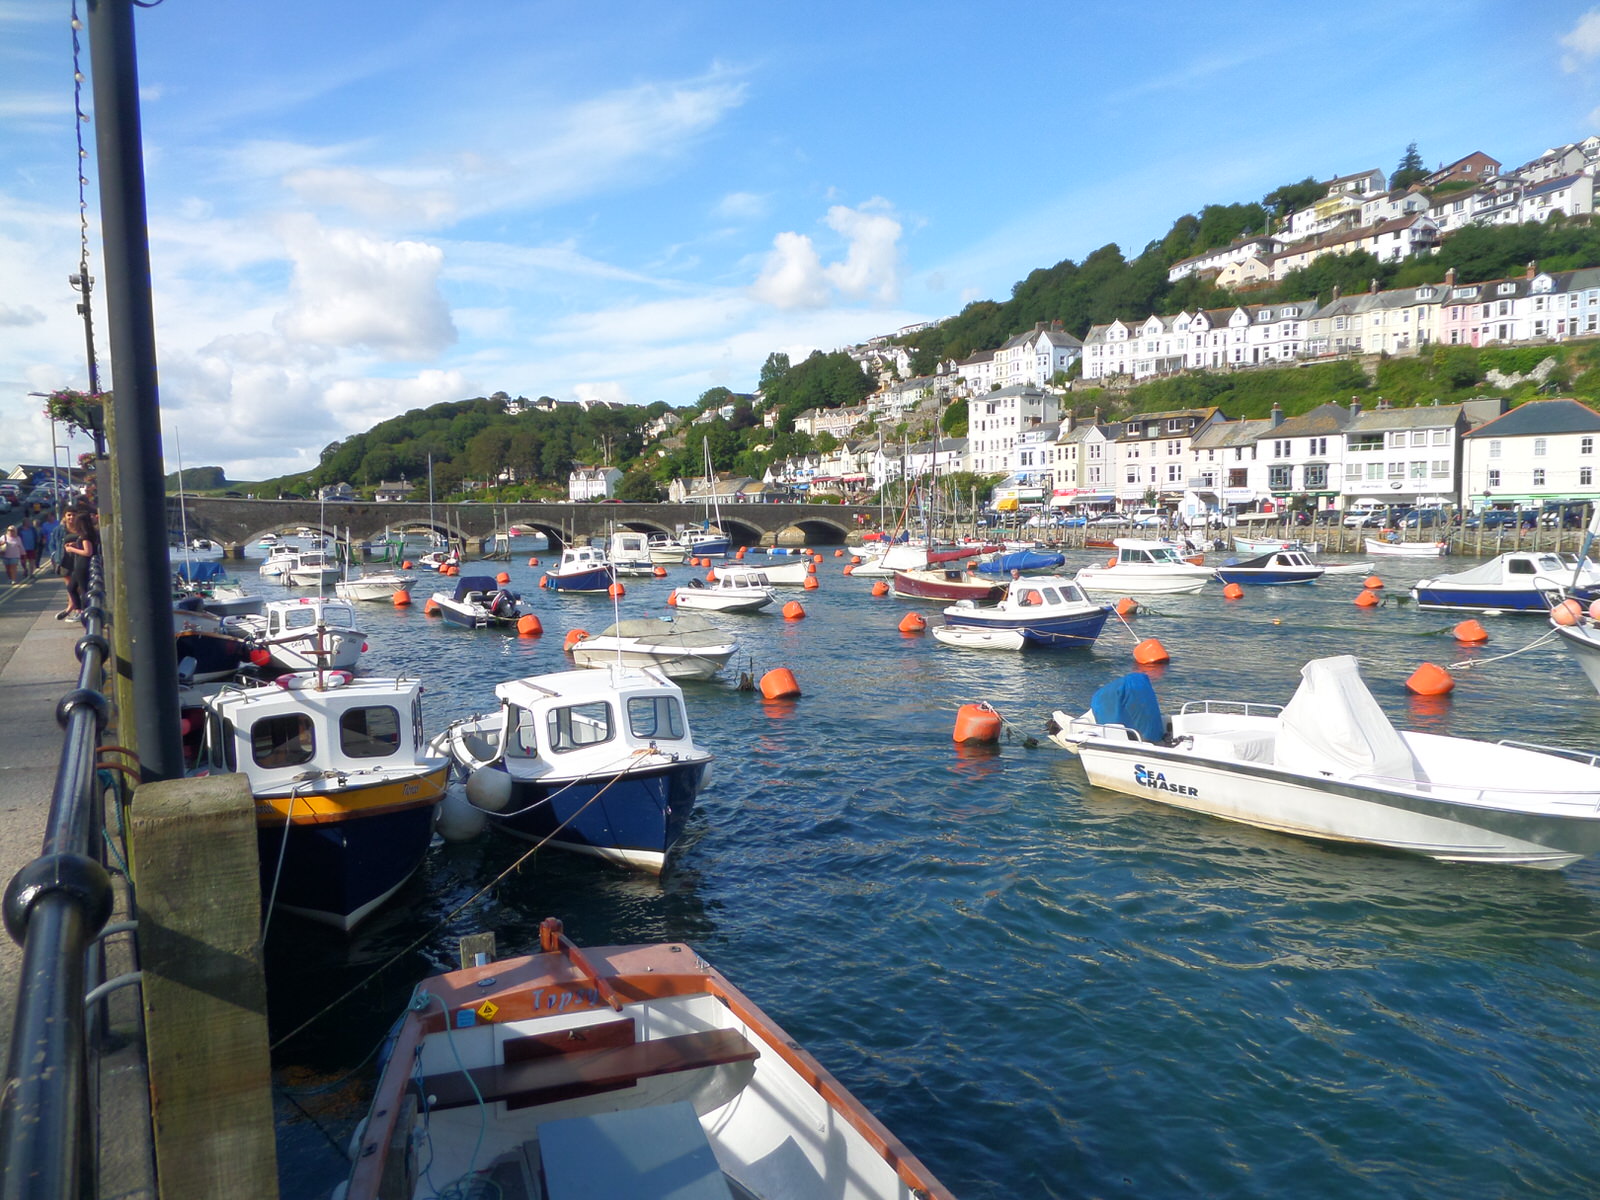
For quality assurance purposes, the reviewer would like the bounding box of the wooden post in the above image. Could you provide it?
[128,775,277,1199]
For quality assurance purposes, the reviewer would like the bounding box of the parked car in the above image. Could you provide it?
[1342,504,1388,529]
[1127,507,1164,528]
[1398,508,1444,528]
[1089,512,1127,527]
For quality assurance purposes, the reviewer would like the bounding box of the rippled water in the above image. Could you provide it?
[263,545,1600,1200]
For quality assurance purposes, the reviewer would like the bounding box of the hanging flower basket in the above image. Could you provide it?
[43,389,107,437]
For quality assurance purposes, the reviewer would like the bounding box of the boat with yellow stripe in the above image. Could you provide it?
[181,667,449,931]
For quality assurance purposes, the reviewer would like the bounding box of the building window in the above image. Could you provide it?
[1489,440,1502,459]
[1410,461,1427,480]
[1367,462,1384,481]
[1305,465,1327,490]
[1269,465,1293,490]
[1533,469,1546,486]
[1309,437,1327,456]
[1387,462,1405,480]
[1534,438,1548,457]
[1488,469,1501,487]
[1584,437,1594,455]
[1431,460,1451,478]
[1583,467,1594,486]
[1273,440,1290,458]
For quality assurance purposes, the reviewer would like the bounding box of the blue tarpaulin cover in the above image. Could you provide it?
[174,561,227,583]
[1089,673,1165,743]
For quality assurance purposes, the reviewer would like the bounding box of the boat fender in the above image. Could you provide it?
[436,784,489,841]
[276,670,352,690]
[1553,598,1584,626]
[465,766,513,812]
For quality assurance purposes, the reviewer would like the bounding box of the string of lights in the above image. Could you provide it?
[69,0,100,396]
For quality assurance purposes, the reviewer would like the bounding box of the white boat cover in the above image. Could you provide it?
[1273,656,1419,783]
[1419,552,1567,587]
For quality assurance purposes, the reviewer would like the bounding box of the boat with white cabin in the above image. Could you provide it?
[1074,539,1214,595]
[1049,655,1600,868]
[1410,550,1596,613]
[672,566,775,613]
[1213,549,1325,586]
[540,545,616,593]
[224,595,365,673]
[338,917,955,1200]
[934,574,1111,651]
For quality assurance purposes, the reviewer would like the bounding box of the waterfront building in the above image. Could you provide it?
[1339,400,1471,512]
[1186,415,1273,519]
[1460,398,1600,511]
[967,386,1060,475]
[567,465,622,501]
[1111,407,1225,509]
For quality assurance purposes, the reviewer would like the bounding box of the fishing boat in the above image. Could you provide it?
[173,598,257,682]
[225,595,366,673]
[1410,550,1588,612]
[1213,549,1325,586]
[569,612,739,680]
[1365,536,1449,557]
[540,545,616,593]
[893,565,1005,605]
[608,529,656,575]
[257,544,302,580]
[335,568,417,603]
[714,556,809,585]
[1048,655,1600,868]
[973,548,1067,575]
[180,669,449,929]
[647,532,687,564]
[431,574,528,629]
[934,574,1111,650]
[286,548,341,588]
[173,560,264,618]
[672,566,776,613]
[682,528,731,557]
[429,665,713,872]
[414,549,456,573]
[338,918,955,1200]
[1074,539,1214,595]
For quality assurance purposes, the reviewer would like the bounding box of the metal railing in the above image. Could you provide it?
[1,557,117,1200]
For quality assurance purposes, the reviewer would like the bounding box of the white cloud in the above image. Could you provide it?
[1561,9,1600,71]
[273,216,456,359]
[284,166,459,226]
[749,202,904,310]
[749,230,830,309]
[572,381,634,407]
[0,302,45,327]
[715,191,768,221]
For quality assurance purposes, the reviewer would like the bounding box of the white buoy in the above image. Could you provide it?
[465,766,513,812]
[435,785,487,841]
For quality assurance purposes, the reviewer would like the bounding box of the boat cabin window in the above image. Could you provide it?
[251,713,315,769]
[1017,589,1045,607]
[339,706,401,759]
[507,709,539,757]
[1507,559,1535,575]
[627,695,685,741]
[1039,587,1063,605]
[546,701,614,753]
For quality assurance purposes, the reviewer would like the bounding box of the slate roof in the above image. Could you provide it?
[1271,403,1355,439]
[1463,399,1600,439]
[1346,404,1465,433]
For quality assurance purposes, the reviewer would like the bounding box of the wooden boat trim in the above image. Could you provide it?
[251,764,448,824]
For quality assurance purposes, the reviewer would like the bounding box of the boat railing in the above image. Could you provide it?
[1,556,117,1196]
[1177,700,1286,719]
[1494,739,1600,770]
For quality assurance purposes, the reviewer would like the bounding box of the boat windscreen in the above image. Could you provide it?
[1090,673,1165,743]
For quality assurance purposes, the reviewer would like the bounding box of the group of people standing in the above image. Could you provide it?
[0,507,100,620]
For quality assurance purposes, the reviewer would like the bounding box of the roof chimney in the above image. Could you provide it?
[1527,260,1537,280]
[1332,284,1341,300]
[1270,402,1284,428]
[1376,396,1391,411]
[1349,398,1362,415]
[1445,267,1456,286]
[1370,278,1380,293]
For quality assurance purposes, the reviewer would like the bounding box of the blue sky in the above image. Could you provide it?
[3,1,1600,480]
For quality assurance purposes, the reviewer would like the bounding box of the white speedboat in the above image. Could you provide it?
[1074,539,1213,595]
[257,544,302,580]
[1553,611,1600,698]
[179,669,448,930]
[338,919,954,1200]
[430,574,528,629]
[334,569,417,603]
[429,665,713,872]
[673,566,775,613]
[1213,549,1324,586]
[539,545,616,593]
[569,612,738,680]
[647,532,687,564]
[286,549,342,588]
[225,595,365,673]
[714,556,810,586]
[1049,655,1600,868]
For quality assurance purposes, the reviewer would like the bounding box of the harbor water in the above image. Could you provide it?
[259,544,1600,1199]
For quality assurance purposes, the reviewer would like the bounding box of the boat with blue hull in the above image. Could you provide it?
[974,548,1067,575]
[1214,549,1325,586]
[181,670,449,930]
[431,665,714,873]
[540,545,616,593]
[935,574,1111,650]
[1410,550,1593,612]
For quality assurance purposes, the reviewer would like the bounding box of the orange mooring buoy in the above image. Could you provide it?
[496,572,511,585]
[1354,589,1380,607]
[899,612,927,633]
[653,565,667,578]
[1222,582,1244,600]
[850,555,861,565]
[803,575,819,591]
[1116,597,1138,617]
[1453,619,1488,644]
[705,570,717,582]
[952,702,1001,744]
[1553,598,1584,626]
[666,589,679,607]
[1363,575,1384,590]
[528,557,539,567]
[871,580,888,596]
[402,559,414,569]
[424,598,440,616]
[782,600,806,620]
[392,589,411,607]
[834,548,844,557]
[759,668,801,699]
[518,614,542,637]
[609,582,626,598]
[564,628,589,652]
[1406,662,1455,695]
[736,547,747,559]
[843,564,855,576]
[1133,638,1170,664]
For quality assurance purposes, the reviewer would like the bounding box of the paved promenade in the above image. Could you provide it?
[0,566,83,1049]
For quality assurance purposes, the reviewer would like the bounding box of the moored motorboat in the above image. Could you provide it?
[180,669,449,929]
[225,595,366,673]
[1074,539,1213,594]
[672,566,775,613]
[1410,550,1588,612]
[540,545,616,593]
[974,548,1067,575]
[893,565,1005,605]
[608,529,655,575]
[173,597,257,682]
[286,549,342,588]
[431,574,528,629]
[936,574,1111,650]
[174,560,264,618]
[1049,655,1600,868]
[339,918,955,1200]
[335,569,417,602]
[1232,535,1319,555]
[429,665,713,872]
[569,612,738,680]
[682,528,731,557]
[714,556,810,585]
[647,532,687,564]
[1213,549,1325,586]
[1552,609,1600,697]
[1365,536,1449,557]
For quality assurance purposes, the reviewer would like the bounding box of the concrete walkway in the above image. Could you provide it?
[0,566,85,1049]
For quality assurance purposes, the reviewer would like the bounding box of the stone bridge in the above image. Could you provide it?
[170,497,880,553]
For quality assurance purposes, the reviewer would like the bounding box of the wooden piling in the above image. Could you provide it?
[128,775,277,1199]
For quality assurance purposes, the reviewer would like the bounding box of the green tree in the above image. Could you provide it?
[941,398,968,437]
[616,470,661,502]
[1392,142,1427,190]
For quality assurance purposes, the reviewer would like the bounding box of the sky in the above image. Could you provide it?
[3,1,1600,481]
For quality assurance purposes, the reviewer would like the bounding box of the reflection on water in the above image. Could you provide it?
[271,550,1600,1200]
